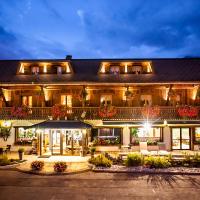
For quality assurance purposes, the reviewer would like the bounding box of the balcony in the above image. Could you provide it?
[0,106,200,121]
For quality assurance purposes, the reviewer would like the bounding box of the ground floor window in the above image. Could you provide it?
[92,128,121,146]
[130,127,162,145]
[194,127,200,144]
[15,128,36,145]
[171,128,190,150]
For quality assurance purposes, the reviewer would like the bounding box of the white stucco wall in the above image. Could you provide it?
[163,126,171,151]
[122,126,130,145]
[0,128,15,148]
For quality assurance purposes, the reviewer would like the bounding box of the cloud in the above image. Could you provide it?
[0,0,200,59]
[77,9,85,26]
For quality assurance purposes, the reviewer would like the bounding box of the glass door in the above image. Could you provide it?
[172,128,190,150]
[172,128,181,149]
[52,130,62,154]
[181,128,190,150]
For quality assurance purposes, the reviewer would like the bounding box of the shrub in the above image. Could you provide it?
[144,156,171,168]
[192,153,200,167]
[18,148,25,153]
[90,147,96,153]
[182,152,192,166]
[54,162,67,172]
[125,153,143,167]
[0,155,11,166]
[89,154,112,168]
[31,161,44,171]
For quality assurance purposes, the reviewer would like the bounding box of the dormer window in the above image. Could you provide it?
[57,66,62,74]
[133,66,142,74]
[110,66,120,75]
[32,66,39,75]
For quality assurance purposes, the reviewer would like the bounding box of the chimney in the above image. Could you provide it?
[66,55,72,60]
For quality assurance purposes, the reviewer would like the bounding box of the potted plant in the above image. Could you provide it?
[18,148,25,160]
[90,147,96,158]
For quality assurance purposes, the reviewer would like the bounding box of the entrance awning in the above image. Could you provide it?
[26,120,92,129]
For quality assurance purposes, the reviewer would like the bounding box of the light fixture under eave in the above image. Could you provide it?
[19,63,24,74]
[163,120,168,127]
[43,64,47,73]
[66,62,71,73]
[143,122,151,132]
[124,63,128,73]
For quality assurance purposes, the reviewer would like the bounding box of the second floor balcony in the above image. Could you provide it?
[0,106,199,121]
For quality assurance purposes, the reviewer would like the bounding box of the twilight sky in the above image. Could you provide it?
[0,0,200,59]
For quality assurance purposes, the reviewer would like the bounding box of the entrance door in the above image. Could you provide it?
[52,130,62,155]
[172,128,190,150]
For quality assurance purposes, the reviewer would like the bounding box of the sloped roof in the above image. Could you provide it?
[27,120,92,129]
[0,58,200,84]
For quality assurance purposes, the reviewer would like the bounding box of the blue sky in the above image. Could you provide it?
[0,0,200,59]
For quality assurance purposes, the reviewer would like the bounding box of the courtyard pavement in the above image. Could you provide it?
[5,153,90,174]
[0,170,200,200]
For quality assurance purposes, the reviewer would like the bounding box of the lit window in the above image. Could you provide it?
[100,95,112,106]
[57,66,62,74]
[110,66,120,75]
[22,96,32,107]
[61,95,72,107]
[32,67,39,75]
[133,66,142,74]
[141,95,152,106]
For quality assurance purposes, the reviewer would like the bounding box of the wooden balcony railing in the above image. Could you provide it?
[0,106,200,121]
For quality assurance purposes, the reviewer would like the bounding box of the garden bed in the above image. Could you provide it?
[93,165,200,175]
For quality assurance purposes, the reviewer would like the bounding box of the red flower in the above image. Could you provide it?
[51,104,67,119]
[98,106,117,118]
[177,106,198,118]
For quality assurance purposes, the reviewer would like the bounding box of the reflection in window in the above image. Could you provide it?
[130,127,161,145]
[15,128,36,145]
[194,127,200,143]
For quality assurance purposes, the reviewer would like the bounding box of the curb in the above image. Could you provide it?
[0,160,27,170]
[15,167,91,176]
[92,168,200,175]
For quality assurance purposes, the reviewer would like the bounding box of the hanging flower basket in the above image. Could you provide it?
[177,106,198,118]
[51,104,67,120]
[11,105,31,119]
[141,106,160,119]
[98,105,117,118]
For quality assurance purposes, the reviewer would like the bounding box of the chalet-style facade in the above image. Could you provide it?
[0,56,200,155]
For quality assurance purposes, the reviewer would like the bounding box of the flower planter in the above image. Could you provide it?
[18,152,24,160]
[94,146,120,152]
[147,145,159,151]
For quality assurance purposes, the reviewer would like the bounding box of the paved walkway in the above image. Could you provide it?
[4,153,90,174]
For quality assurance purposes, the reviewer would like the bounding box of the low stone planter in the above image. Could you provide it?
[0,160,27,170]
[147,145,159,151]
